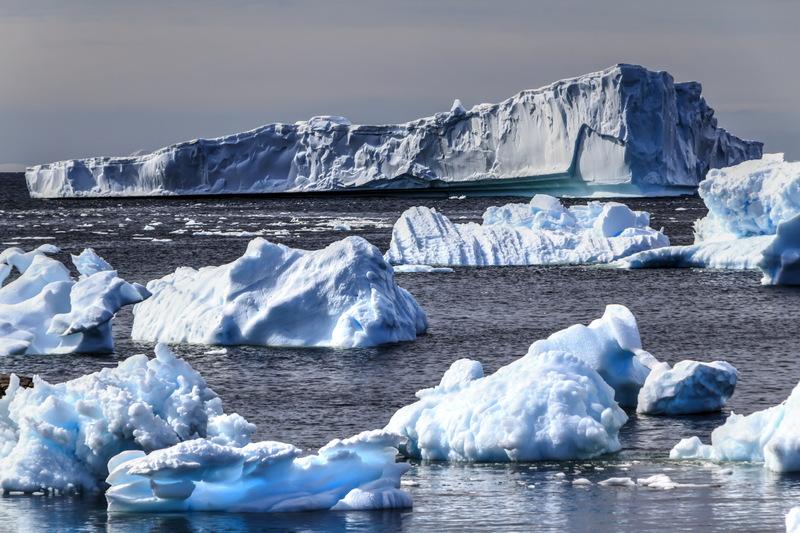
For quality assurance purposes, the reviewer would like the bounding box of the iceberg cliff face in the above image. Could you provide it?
[25,64,761,198]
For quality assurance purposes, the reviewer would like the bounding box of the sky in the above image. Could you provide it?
[1,0,798,171]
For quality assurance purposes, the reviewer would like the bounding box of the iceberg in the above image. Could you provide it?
[618,154,800,285]
[105,430,411,513]
[670,380,800,472]
[0,344,253,492]
[385,195,669,267]
[788,507,800,533]
[131,236,427,348]
[636,360,737,415]
[0,246,150,355]
[25,64,761,199]
[383,305,663,462]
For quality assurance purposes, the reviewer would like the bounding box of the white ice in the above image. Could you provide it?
[788,507,800,533]
[670,380,800,472]
[105,429,411,513]
[0,246,149,355]
[386,195,669,267]
[25,65,760,199]
[392,264,454,274]
[637,360,737,415]
[131,236,427,348]
[0,344,253,492]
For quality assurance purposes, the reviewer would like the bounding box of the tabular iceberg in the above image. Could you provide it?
[618,154,800,285]
[0,344,253,492]
[385,195,669,267]
[131,236,427,348]
[636,360,737,415]
[105,430,411,513]
[0,245,150,355]
[670,380,800,472]
[25,64,761,199]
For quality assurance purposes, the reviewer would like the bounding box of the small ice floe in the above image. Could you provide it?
[191,230,265,237]
[392,264,454,273]
[448,195,467,200]
[572,478,592,486]
[636,360,737,415]
[598,477,636,487]
[203,348,228,355]
[142,225,156,231]
[675,207,688,211]
[787,507,800,533]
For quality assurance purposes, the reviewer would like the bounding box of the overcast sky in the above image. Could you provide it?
[1,0,798,170]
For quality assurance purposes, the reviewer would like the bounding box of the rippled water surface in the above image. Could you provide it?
[1,175,799,532]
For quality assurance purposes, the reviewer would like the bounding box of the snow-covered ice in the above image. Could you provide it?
[25,64,760,199]
[382,306,658,462]
[131,236,427,348]
[788,507,800,533]
[392,264,454,273]
[105,429,411,513]
[386,195,669,267]
[0,245,149,355]
[0,344,253,492]
[637,360,737,415]
[619,154,800,285]
[670,380,800,472]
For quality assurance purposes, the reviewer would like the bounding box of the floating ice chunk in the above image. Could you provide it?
[788,507,800,533]
[0,344,253,492]
[0,247,149,355]
[598,477,636,487]
[637,360,737,415]
[385,347,628,462]
[392,264,454,273]
[25,65,761,199]
[105,429,411,513]
[132,236,427,348]
[386,196,669,267]
[670,380,800,472]
[526,304,657,407]
[757,214,800,285]
[572,478,592,486]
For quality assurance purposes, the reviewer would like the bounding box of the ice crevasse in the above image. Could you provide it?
[670,379,800,472]
[0,245,150,355]
[618,154,800,285]
[385,194,670,267]
[25,64,761,199]
[131,236,428,348]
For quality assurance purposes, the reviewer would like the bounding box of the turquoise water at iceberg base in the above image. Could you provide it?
[1,175,799,532]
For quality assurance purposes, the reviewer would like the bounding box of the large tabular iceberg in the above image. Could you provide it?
[386,195,669,267]
[636,360,737,415]
[131,236,427,348]
[0,246,150,355]
[0,344,253,492]
[25,64,761,199]
[619,154,800,285]
[105,430,411,513]
[383,305,667,462]
[670,380,800,472]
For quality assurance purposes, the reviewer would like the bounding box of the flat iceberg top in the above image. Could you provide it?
[0,344,253,492]
[25,64,761,198]
[0,245,150,355]
[131,236,428,348]
[386,194,670,267]
[105,429,412,513]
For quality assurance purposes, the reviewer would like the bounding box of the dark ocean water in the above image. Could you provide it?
[0,174,798,532]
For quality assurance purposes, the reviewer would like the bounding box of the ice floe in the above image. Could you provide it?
[637,360,737,415]
[0,246,149,355]
[386,195,669,267]
[131,236,427,348]
[788,507,800,533]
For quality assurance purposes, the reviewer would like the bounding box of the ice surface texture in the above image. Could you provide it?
[383,305,668,462]
[26,64,761,198]
[131,236,427,348]
[670,380,800,472]
[788,507,800,533]
[619,155,800,285]
[105,430,411,513]
[0,245,149,355]
[0,344,253,492]
[636,360,737,415]
[386,194,669,266]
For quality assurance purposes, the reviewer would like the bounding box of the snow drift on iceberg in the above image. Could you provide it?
[105,430,411,513]
[0,344,253,492]
[670,379,800,472]
[131,236,427,348]
[636,360,737,415]
[385,194,669,266]
[383,305,671,462]
[0,245,150,355]
[618,154,800,285]
[25,64,761,199]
